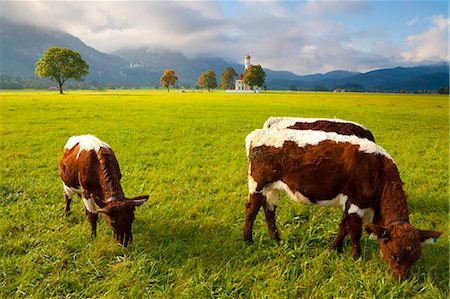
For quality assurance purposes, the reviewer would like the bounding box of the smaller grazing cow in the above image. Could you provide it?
[244,129,441,280]
[59,135,149,246]
[263,117,376,142]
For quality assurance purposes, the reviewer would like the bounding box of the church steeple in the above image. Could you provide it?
[244,54,251,71]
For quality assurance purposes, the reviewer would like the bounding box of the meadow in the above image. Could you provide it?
[0,90,448,298]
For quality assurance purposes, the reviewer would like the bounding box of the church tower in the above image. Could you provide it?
[244,54,251,71]
[234,54,253,91]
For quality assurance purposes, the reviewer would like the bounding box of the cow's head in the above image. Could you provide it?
[94,195,149,246]
[365,223,442,280]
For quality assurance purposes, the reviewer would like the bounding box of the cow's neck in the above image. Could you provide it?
[378,162,410,226]
[100,177,124,202]
[96,150,125,203]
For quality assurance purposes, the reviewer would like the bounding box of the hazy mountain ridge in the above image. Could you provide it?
[1,19,448,91]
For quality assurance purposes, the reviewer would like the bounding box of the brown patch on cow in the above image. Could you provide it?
[288,120,375,142]
[59,144,82,188]
[249,140,383,204]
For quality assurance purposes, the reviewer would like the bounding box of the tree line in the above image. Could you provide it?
[31,47,266,94]
[160,65,266,92]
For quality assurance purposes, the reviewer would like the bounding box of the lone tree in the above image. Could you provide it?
[198,69,217,92]
[243,64,266,90]
[160,69,178,92]
[35,47,89,94]
[220,67,237,90]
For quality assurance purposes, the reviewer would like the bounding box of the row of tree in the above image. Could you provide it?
[34,46,266,93]
[160,65,266,92]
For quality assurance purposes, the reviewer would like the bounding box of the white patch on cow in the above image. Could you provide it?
[348,204,375,224]
[248,174,258,194]
[82,196,99,213]
[266,190,280,210]
[65,135,110,158]
[245,129,393,161]
[261,180,311,205]
[63,183,83,199]
[369,233,379,240]
[258,179,349,210]
[348,204,364,217]
[263,116,369,131]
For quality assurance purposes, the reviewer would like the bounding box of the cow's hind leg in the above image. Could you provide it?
[64,192,72,216]
[332,216,348,252]
[243,193,265,243]
[263,190,280,241]
[62,184,76,216]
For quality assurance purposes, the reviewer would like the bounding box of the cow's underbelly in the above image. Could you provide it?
[63,183,98,213]
[253,178,375,223]
[63,183,83,197]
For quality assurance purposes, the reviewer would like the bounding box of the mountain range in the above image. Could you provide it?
[1,19,448,91]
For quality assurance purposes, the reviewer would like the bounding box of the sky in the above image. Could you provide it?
[1,0,449,75]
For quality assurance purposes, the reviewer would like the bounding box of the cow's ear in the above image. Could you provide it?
[129,195,149,207]
[365,224,390,241]
[418,229,442,244]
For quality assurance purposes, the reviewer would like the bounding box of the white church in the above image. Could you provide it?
[234,54,261,92]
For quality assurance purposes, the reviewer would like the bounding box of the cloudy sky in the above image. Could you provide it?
[1,0,448,74]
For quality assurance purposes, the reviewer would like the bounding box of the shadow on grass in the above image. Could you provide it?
[128,207,447,289]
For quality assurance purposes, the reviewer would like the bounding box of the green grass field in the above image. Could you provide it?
[0,90,448,298]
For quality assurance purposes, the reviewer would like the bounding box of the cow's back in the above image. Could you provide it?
[264,117,375,142]
[288,121,375,142]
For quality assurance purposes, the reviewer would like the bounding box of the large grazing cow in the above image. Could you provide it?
[244,128,441,280]
[59,135,149,246]
[263,116,375,142]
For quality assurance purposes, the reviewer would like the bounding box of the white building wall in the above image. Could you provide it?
[235,79,251,90]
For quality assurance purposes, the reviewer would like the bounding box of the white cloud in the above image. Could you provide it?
[402,15,449,62]
[0,1,448,75]
[408,17,420,27]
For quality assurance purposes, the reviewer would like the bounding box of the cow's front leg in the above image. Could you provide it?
[332,216,348,252]
[82,191,99,238]
[86,209,98,238]
[346,213,363,260]
[263,190,280,241]
[243,193,265,243]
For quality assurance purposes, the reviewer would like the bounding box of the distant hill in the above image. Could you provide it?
[113,48,244,86]
[267,64,449,92]
[1,18,448,91]
[0,18,139,84]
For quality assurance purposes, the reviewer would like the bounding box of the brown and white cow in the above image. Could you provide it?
[244,129,441,280]
[59,135,149,246]
[263,116,375,142]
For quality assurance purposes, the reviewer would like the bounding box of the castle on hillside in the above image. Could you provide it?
[235,54,252,90]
